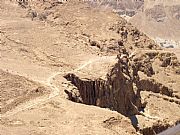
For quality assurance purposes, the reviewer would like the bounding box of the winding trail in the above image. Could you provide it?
[1,56,116,118]
[1,55,159,121]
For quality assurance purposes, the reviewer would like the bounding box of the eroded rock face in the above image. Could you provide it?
[130,51,179,97]
[64,49,180,118]
[130,51,180,77]
[137,79,173,96]
[64,56,143,116]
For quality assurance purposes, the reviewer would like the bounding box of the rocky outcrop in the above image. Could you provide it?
[64,56,143,116]
[137,79,173,96]
[130,51,180,77]
[64,48,180,117]
[88,21,161,54]
[109,21,160,50]
[130,51,179,97]
[158,52,179,67]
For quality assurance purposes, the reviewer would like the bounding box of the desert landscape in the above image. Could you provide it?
[0,0,180,135]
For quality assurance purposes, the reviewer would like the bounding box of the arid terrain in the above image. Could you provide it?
[93,0,180,48]
[130,0,180,48]
[0,0,180,135]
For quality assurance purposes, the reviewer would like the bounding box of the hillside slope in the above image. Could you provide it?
[130,0,180,43]
[0,0,180,135]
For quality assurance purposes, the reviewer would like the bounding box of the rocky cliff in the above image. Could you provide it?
[64,55,143,116]
[2,0,180,134]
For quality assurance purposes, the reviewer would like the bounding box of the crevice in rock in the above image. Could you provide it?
[64,56,144,116]
[136,79,173,97]
[63,53,180,135]
[63,50,179,116]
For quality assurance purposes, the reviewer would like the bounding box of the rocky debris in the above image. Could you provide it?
[26,9,52,21]
[37,12,48,21]
[64,87,83,103]
[116,10,136,17]
[88,20,161,54]
[14,0,65,21]
[158,52,179,67]
[89,40,101,49]
[17,0,29,8]
[0,118,25,127]
[130,52,156,78]
[109,21,160,51]
[89,39,122,53]
[175,68,180,75]
[26,8,52,21]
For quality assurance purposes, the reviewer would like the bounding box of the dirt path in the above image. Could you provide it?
[1,56,117,118]
[0,54,160,122]
[1,55,158,120]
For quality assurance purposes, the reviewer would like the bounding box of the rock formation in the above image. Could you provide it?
[64,54,143,116]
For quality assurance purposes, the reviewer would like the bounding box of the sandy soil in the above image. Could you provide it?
[0,0,179,135]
